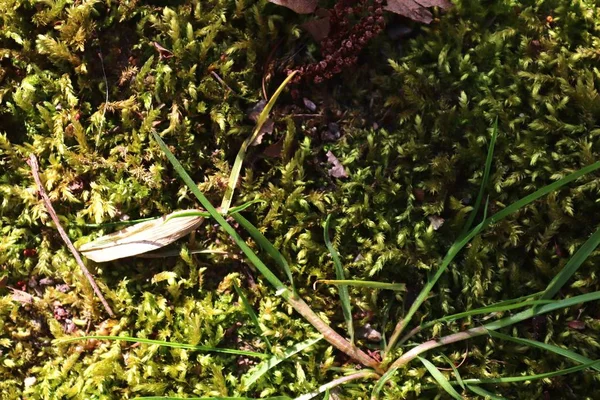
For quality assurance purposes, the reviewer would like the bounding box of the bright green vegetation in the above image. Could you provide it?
[1,0,600,399]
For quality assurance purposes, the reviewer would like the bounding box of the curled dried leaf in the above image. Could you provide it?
[268,0,318,14]
[385,0,452,24]
[79,210,204,262]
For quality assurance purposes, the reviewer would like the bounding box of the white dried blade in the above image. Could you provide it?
[78,210,204,262]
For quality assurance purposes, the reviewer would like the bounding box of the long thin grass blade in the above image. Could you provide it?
[136,248,227,258]
[317,280,406,291]
[465,385,507,400]
[151,130,287,293]
[54,335,267,358]
[374,291,600,400]
[418,356,464,400]
[426,362,600,395]
[483,291,600,331]
[441,354,465,390]
[81,200,262,228]
[460,117,498,236]
[220,72,298,214]
[399,298,553,345]
[385,200,489,354]
[456,360,600,385]
[152,129,381,373]
[489,161,600,224]
[233,283,272,352]
[541,225,600,300]
[324,214,354,344]
[234,213,295,290]
[488,330,600,372]
[388,160,600,353]
[78,210,204,262]
[242,336,322,389]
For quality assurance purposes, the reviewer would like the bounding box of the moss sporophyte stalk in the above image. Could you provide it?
[1,0,600,399]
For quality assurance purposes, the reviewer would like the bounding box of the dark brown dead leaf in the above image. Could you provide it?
[10,288,35,304]
[326,150,348,178]
[301,9,331,41]
[269,0,318,14]
[251,119,274,146]
[152,42,173,60]
[263,135,285,158]
[385,0,452,24]
[567,320,586,330]
[247,100,267,122]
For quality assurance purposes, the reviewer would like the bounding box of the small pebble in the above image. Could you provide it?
[303,97,317,112]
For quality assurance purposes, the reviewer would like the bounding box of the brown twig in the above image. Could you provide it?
[27,154,116,318]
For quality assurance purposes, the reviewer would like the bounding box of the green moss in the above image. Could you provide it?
[1,0,600,399]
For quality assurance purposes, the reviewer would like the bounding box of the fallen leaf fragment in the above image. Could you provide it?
[79,210,204,262]
[10,288,36,304]
[428,215,445,230]
[326,150,348,178]
[567,320,586,330]
[251,119,275,146]
[152,41,173,59]
[301,9,331,41]
[268,0,318,14]
[385,0,452,24]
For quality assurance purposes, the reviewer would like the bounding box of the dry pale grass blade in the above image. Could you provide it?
[79,210,204,262]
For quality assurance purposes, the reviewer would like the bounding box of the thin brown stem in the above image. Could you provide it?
[28,154,116,318]
[384,318,406,356]
[389,326,488,371]
[286,295,384,375]
[397,325,423,347]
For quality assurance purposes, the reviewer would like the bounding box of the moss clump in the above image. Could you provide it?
[1,0,600,399]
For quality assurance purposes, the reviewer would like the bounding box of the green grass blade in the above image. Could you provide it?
[233,213,295,290]
[317,280,406,291]
[233,283,272,352]
[483,291,600,331]
[137,248,227,258]
[489,161,600,224]
[398,296,552,346]
[541,225,600,300]
[151,130,287,294]
[378,291,600,400]
[242,336,322,389]
[402,298,552,340]
[385,200,489,353]
[440,293,600,346]
[220,72,297,214]
[457,360,600,385]
[465,385,507,400]
[439,299,552,323]
[389,160,600,353]
[441,354,465,390]
[164,200,264,222]
[418,356,464,400]
[324,214,354,344]
[323,389,330,400]
[488,330,600,372]
[153,127,380,373]
[370,364,397,399]
[54,335,267,358]
[461,117,498,236]
[83,200,263,228]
